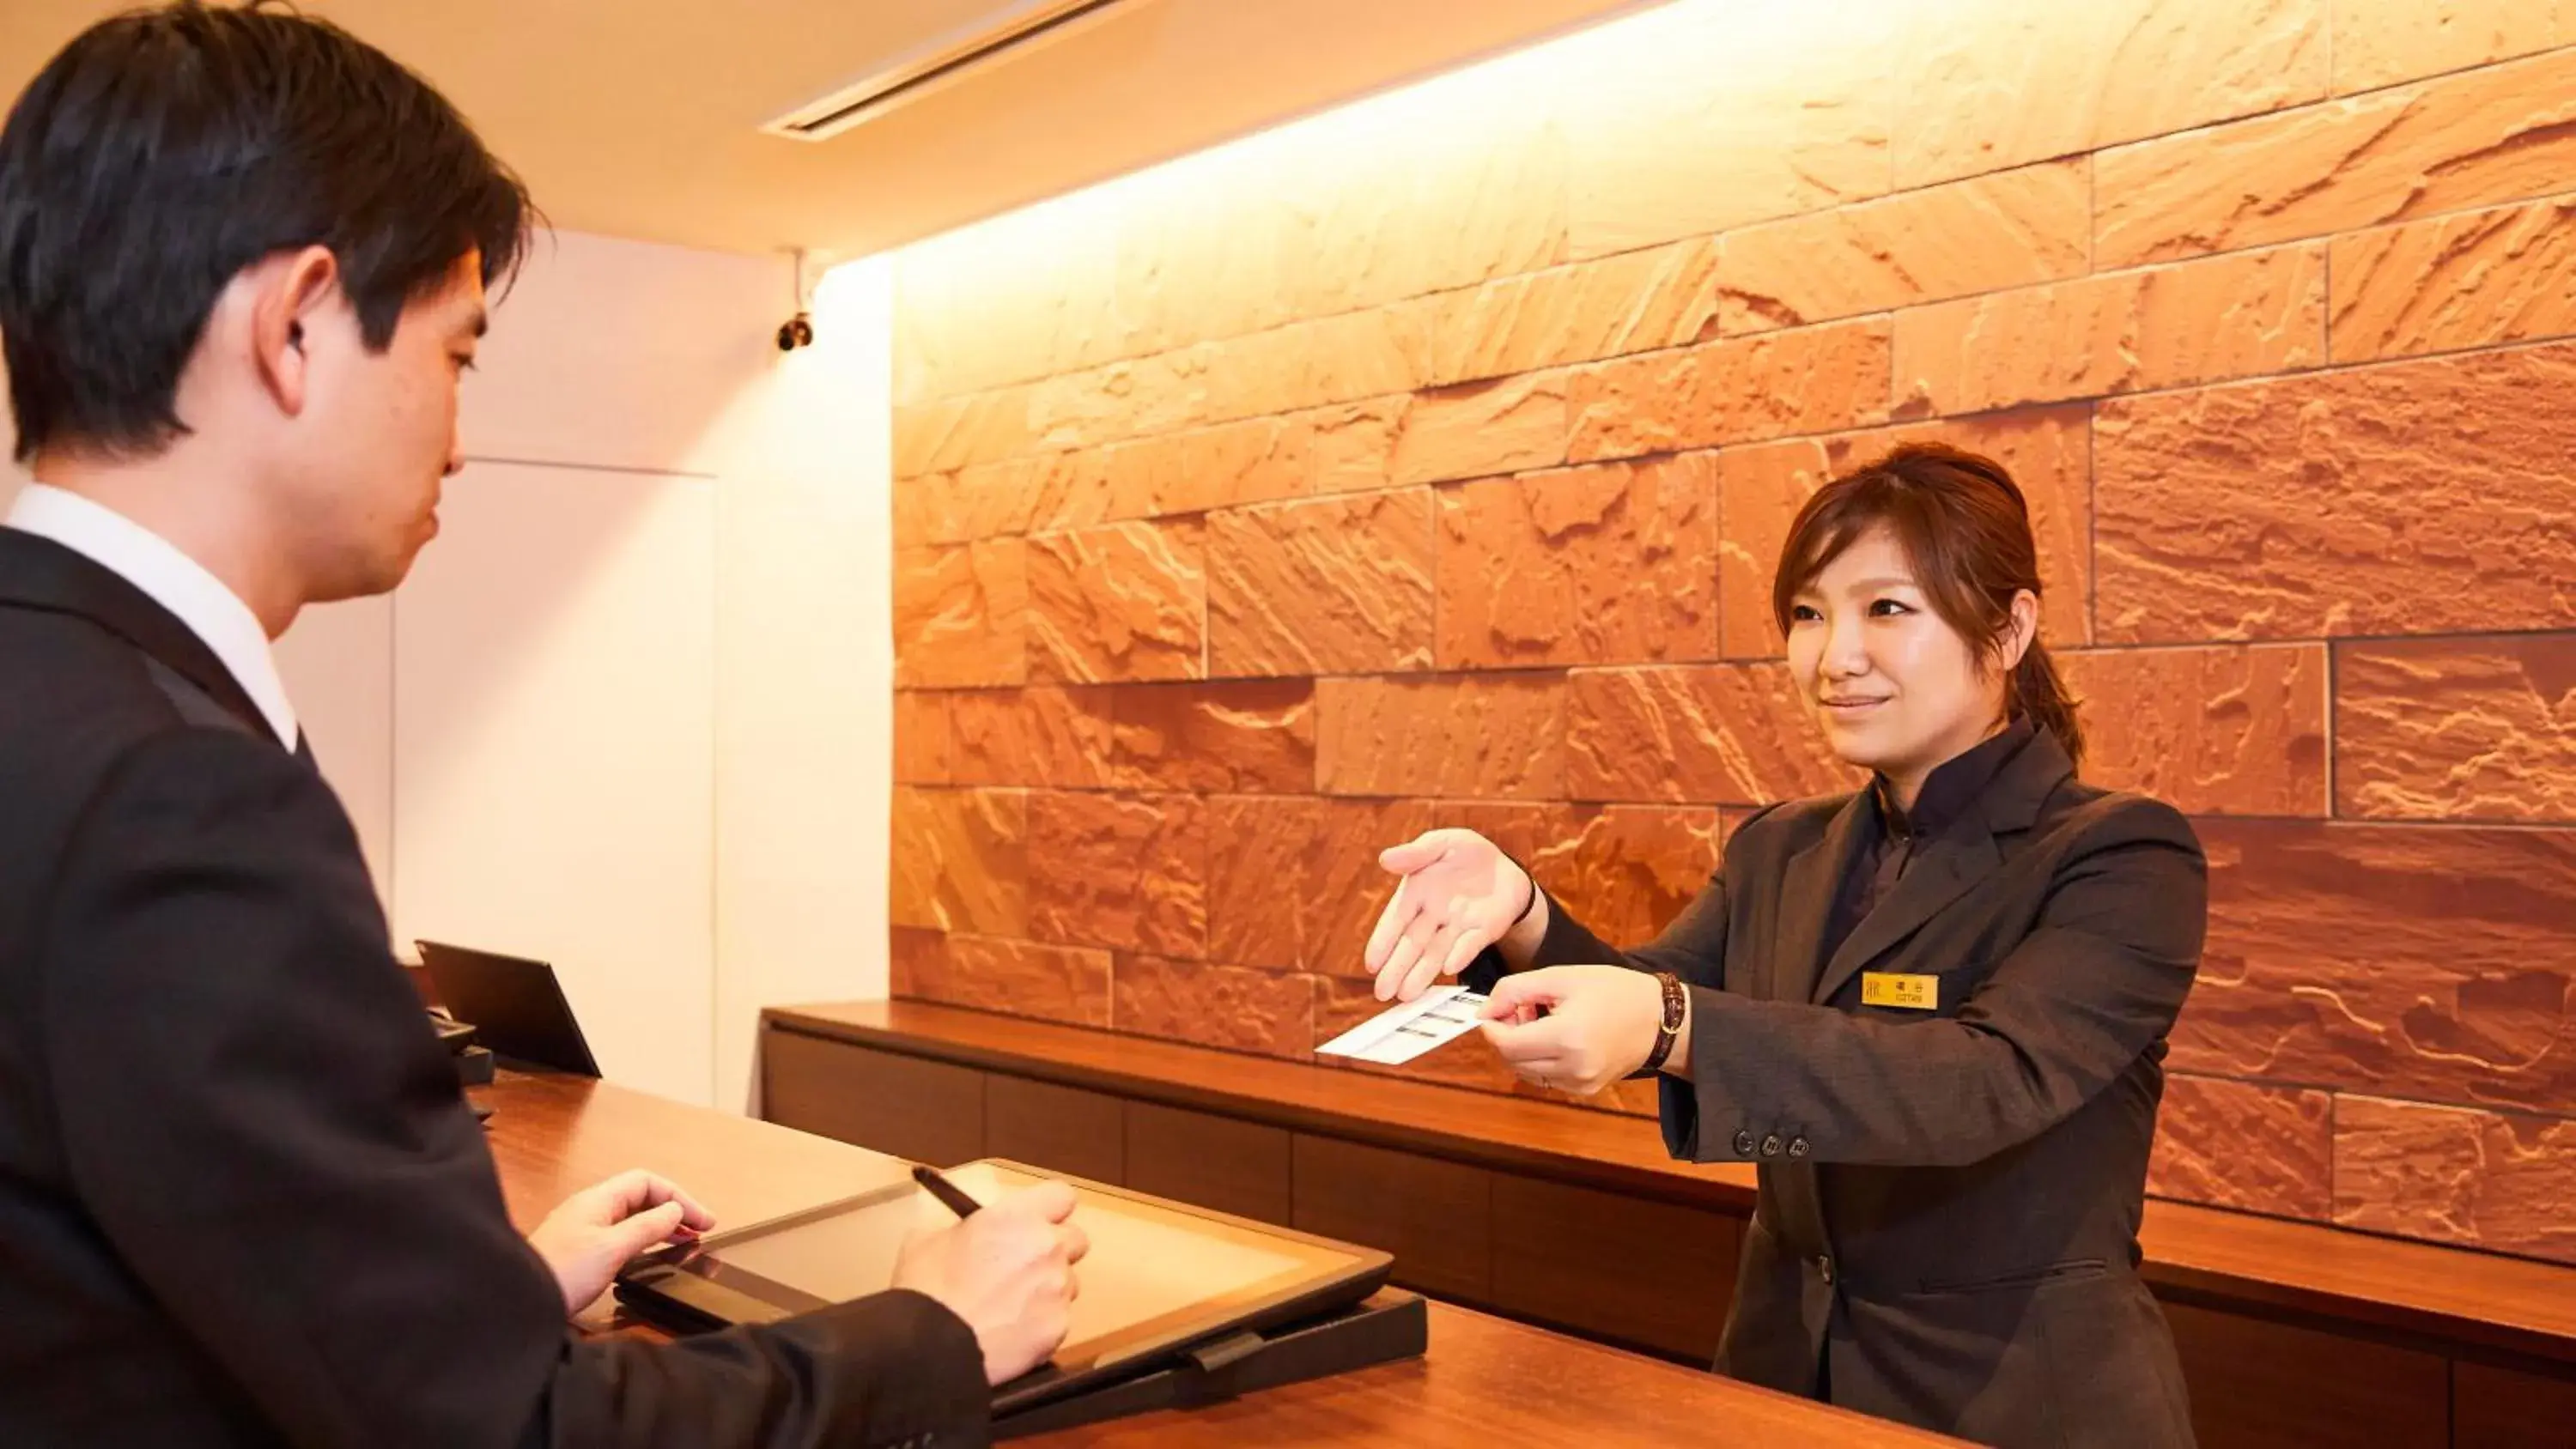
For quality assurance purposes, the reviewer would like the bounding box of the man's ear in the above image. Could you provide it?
[248,246,342,417]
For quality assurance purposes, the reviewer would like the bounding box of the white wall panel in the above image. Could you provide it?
[392,461,717,1106]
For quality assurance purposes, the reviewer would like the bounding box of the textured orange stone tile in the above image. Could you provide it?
[892,540,1027,689]
[892,690,952,785]
[1297,397,1410,496]
[893,202,1131,403]
[1406,238,1721,388]
[1719,161,2089,334]
[906,456,1054,544]
[2058,646,2330,816]
[888,924,945,999]
[2095,45,2576,268]
[889,787,1027,937]
[1025,791,1207,959]
[1434,453,1718,670]
[2330,0,2573,93]
[1568,318,1893,463]
[1564,664,1863,805]
[1314,674,1565,801]
[2172,819,2576,1113]
[2330,196,2576,363]
[946,686,1115,790]
[2336,635,2576,823]
[1204,490,1435,677]
[1528,805,1724,949]
[1109,680,1315,795]
[1716,406,2093,658]
[2094,344,2576,641]
[892,379,1044,478]
[1302,797,1437,979]
[2333,1096,2576,1265]
[892,474,939,551]
[1558,0,1894,258]
[1204,794,1325,972]
[1388,373,1571,487]
[1029,308,1430,452]
[1895,0,2327,188]
[1114,956,1315,1061]
[1018,450,1121,536]
[1893,244,2325,414]
[2147,1075,2333,1222]
[905,935,1115,1030]
[1097,413,1311,522]
[1024,520,1206,684]
[1265,97,1569,326]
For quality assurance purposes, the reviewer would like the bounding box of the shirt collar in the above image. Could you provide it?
[1874,714,2036,842]
[3,483,299,750]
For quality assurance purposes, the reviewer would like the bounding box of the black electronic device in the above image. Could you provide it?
[614,1160,1400,1422]
[415,941,600,1076]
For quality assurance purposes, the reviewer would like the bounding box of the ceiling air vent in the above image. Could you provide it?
[760,0,1132,142]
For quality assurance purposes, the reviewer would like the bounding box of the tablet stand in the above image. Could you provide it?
[993,1290,1428,1440]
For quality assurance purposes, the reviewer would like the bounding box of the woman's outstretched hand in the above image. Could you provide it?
[1364,828,1539,1002]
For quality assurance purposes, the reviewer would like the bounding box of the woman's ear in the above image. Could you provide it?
[2000,589,2040,671]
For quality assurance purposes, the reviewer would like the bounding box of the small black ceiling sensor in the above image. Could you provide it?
[778,248,816,351]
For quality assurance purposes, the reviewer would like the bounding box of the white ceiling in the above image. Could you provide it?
[0,0,1655,259]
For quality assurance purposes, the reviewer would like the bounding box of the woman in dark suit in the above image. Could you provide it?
[1366,443,2205,1448]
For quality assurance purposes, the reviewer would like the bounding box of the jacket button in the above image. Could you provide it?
[1759,1132,1783,1157]
[1732,1130,1756,1156]
[1787,1136,1811,1159]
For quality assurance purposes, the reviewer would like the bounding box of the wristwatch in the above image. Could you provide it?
[1628,972,1687,1078]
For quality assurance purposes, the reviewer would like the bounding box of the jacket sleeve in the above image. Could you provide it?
[36,730,989,1449]
[1459,812,1775,997]
[1668,797,2207,1167]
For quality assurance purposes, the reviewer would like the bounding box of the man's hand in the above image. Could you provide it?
[527,1169,714,1316]
[1479,965,1683,1096]
[892,1182,1089,1386]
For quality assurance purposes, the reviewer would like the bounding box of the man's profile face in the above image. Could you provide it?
[291,250,484,603]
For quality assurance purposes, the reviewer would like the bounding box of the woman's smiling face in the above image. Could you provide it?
[1785,524,2020,796]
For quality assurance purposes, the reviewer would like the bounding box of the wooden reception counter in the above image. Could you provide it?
[474,1069,1967,1446]
[756,1000,2576,1449]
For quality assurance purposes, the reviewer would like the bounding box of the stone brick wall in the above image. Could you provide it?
[885,0,2576,1265]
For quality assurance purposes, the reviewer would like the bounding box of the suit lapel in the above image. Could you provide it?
[0,527,276,743]
[1773,794,1869,1004]
[1807,728,2077,1005]
[1810,831,2001,1005]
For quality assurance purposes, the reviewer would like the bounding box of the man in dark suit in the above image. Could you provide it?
[0,5,1080,1446]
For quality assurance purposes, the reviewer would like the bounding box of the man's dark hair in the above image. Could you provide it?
[0,0,533,462]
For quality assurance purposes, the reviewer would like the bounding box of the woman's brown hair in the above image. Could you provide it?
[1768,441,2085,767]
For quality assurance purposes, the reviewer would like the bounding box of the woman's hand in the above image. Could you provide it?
[528,1169,715,1316]
[1478,965,1682,1096]
[1364,828,1538,1002]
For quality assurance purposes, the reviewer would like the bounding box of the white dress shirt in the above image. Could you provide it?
[4,482,300,750]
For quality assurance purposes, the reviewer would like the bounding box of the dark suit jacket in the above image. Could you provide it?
[1514,727,2205,1449]
[0,528,988,1448]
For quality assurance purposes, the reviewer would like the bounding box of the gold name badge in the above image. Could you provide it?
[1861,972,1939,1010]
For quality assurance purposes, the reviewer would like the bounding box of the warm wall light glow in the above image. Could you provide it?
[893,0,1915,403]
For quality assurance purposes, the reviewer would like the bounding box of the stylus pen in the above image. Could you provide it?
[912,1164,984,1219]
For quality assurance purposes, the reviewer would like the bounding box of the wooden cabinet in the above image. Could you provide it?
[1293,1133,1492,1303]
[2454,1358,2576,1449]
[762,1027,983,1167]
[1491,1176,1738,1361]
[987,1073,1125,1185]
[1126,1100,1293,1226]
[2163,1299,2449,1449]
